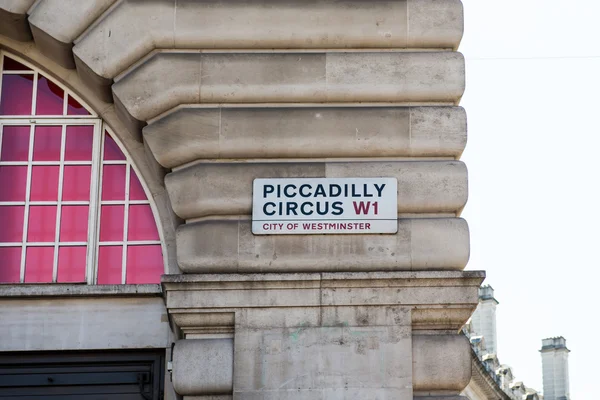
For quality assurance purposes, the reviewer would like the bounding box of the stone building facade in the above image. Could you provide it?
[0,1,483,399]
[463,287,542,400]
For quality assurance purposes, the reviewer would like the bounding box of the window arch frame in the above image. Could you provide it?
[0,51,167,285]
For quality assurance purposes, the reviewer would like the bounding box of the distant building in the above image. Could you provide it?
[462,286,543,400]
[541,337,571,400]
[470,285,499,354]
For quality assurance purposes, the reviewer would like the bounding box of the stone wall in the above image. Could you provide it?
[0,1,481,399]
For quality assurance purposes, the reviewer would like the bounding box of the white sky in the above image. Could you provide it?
[460,0,599,397]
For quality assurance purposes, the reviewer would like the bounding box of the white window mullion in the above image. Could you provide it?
[101,240,160,246]
[0,123,3,164]
[6,241,88,247]
[0,118,100,124]
[0,161,92,166]
[31,72,38,116]
[62,92,68,116]
[0,54,5,104]
[121,163,131,284]
[51,124,67,282]
[87,122,102,284]
[19,124,35,283]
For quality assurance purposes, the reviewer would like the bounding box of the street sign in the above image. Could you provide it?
[252,178,397,234]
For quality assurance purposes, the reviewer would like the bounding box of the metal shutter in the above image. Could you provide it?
[0,350,164,399]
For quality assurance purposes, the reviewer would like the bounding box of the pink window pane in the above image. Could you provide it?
[97,245,122,284]
[1,126,30,161]
[33,125,62,161]
[126,245,163,284]
[36,75,64,115]
[57,246,86,282]
[60,206,89,242]
[99,205,124,242]
[128,205,159,241]
[67,95,90,116]
[103,133,125,160]
[0,206,24,242]
[0,247,21,283]
[62,165,91,201]
[27,206,57,242]
[30,166,59,201]
[24,246,54,282]
[0,74,34,115]
[0,166,27,201]
[101,165,126,200]
[129,168,147,201]
[3,57,31,71]
[65,125,93,161]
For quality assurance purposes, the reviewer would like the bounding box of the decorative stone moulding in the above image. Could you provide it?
[165,161,468,219]
[162,271,483,323]
[176,218,470,273]
[144,106,467,168]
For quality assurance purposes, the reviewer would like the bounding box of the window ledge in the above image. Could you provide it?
[0,284,162,298]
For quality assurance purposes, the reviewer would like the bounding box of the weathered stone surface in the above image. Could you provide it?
[163,272,481,398]
[166,161,467,219]
[0,0,34,13]
[144,106,467,168]
[0,297,170,351]
[235,324,412,399]
[0,0,35,41]
[172,339,233,396]
[199,52,327,103]
[113,52,201,133]
[28,0,116,68]
[176,218,469,273]
[0,283,161,297]
[325,52,464,102]
[408,0,464,48]
[163,271,484,328]
[72,0,463,85]
[113,51,464,132]
[414,397,468,400]
[412,334,472,392]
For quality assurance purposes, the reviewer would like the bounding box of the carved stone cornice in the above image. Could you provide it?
[163,270,485,332]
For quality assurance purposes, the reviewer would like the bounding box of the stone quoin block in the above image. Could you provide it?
[112,51,465,133]
[28,0,116,68]
[165,161,468,219]
[67,0,464,92]
[412,334,472,392]
[0,0,35,42]
[172,339,234,396]
[143,106,467,168]
[176,218,469,273]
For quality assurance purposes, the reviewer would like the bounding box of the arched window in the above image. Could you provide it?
[0,52,164,284]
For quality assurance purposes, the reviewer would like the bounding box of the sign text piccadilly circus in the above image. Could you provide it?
[252,178,398,234]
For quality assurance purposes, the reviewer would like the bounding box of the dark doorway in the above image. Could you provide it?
[0,349,165,399]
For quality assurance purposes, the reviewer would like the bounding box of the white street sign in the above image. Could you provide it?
[252,178,397,235]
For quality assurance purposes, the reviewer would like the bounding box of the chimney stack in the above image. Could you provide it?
[540,337,570,400]
[470,285,499,354]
